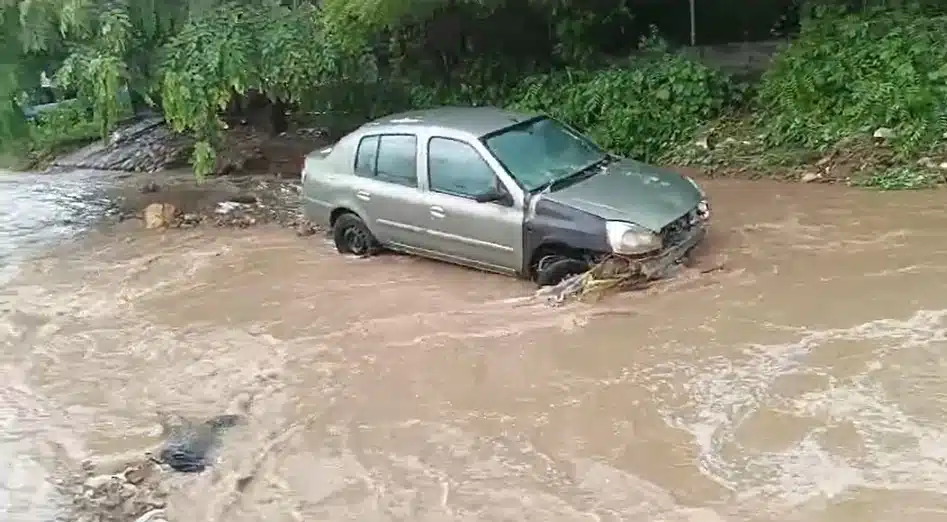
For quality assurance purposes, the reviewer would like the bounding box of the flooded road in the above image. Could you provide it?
[0,172,115,284]
[3,172,947,521]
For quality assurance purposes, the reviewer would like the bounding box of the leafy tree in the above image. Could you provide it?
[0,0,733,177]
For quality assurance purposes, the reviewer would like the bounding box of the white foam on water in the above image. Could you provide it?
[0,368,81,522]
[641,309,947,512]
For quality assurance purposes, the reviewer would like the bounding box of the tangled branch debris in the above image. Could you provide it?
[538,255,657,305]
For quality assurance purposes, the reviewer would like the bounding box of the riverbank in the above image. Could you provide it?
[23,108,947,207]
[663,116,947,190]
[15,117,332,238]
[7,96,947,269]
[104,169,313,233]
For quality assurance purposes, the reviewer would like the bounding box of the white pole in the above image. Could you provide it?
[689,0,697,46]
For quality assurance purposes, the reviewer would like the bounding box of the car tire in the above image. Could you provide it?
[535,256,589,287]
[332,213,380,257]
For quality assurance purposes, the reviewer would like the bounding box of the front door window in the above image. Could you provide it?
[427,137,498,198]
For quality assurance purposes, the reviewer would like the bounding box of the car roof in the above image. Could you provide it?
[362,106,538,138]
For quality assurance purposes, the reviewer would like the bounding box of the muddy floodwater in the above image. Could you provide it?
[3,169,947,521]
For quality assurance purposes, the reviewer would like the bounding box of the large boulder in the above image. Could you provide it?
[142,203,178,229]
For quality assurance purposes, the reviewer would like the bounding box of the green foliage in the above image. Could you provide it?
[659,5,947,190]
[850,166,944,190]
[0,101,102,169]
[756,6,947,157]
[508,46,741,161]
[28,101,98,146]
[6,0,944,195]
[159,2,324,177]
[45,0,181,136]
[1,0,724,178]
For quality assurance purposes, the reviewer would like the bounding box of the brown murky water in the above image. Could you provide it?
[3,175,947,521]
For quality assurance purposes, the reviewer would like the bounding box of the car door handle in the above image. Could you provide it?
[356,190,371,201]
[430,205,446,218]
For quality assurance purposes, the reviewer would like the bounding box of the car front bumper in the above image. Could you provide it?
[639,223,707,279]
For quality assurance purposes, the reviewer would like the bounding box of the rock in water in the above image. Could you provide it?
[156,412,244,473]
[143,203,177,229]
[295,219,317,237]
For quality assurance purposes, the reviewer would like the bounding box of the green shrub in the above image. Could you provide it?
[505,53,741,161]
[0,101,101,169]
[28,101,99,149]
[756,7,947,156]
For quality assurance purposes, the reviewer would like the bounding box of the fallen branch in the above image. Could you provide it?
[538,254,654,305]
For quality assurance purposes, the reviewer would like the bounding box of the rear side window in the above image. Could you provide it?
[376,135,418,188]
[354,136,379,177]
[353,134,418,188]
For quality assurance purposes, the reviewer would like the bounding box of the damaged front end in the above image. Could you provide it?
[597,199,710,279]
[538,200,710,305]
[640,200,710,279]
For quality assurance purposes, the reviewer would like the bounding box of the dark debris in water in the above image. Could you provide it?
[156,412,245,473]
[58,412,248,522]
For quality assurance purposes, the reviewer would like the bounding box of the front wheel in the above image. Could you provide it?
[332,213,380,257]
[535,256,589,287]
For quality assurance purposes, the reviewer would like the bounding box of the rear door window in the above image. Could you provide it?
[354,135,379,177]
[376,135,418,188]
[354,134,418,188]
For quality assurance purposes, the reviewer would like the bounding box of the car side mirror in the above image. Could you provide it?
[474,187,513,206]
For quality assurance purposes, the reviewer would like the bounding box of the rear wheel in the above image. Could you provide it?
[535,255,589,287]
[332,213,380,257]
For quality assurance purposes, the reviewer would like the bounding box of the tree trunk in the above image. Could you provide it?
[269,99,288,136]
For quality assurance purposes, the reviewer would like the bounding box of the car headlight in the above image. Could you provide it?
[696,199,710,219]
[605,221,663,255]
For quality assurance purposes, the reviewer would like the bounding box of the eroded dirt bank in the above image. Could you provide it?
[4,179,947,521]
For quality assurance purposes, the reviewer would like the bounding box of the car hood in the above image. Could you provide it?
[539,158,703,232]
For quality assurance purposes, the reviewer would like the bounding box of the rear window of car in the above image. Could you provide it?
[354,134,418,188]
[355,136,379,177]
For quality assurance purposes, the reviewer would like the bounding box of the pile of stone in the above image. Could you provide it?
[65,459,169,522]
[51,117,193,173]
[135,179,315,232]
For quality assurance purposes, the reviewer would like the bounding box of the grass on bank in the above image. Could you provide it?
[661,6,947,190]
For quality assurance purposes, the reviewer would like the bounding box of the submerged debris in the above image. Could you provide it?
[156,412,245,473]
[120,177,307,231]
[66,460,169,522]
[538,256,645,305]
[537,254,686,305]
[215,200,252,215]
[59,411,245,521]
[295,218,318,237]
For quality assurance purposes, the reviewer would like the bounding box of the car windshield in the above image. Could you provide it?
[482,116,607,192]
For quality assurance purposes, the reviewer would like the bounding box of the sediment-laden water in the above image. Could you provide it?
[2,172,947,521]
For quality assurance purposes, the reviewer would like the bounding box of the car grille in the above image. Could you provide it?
[660,208,700,247]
